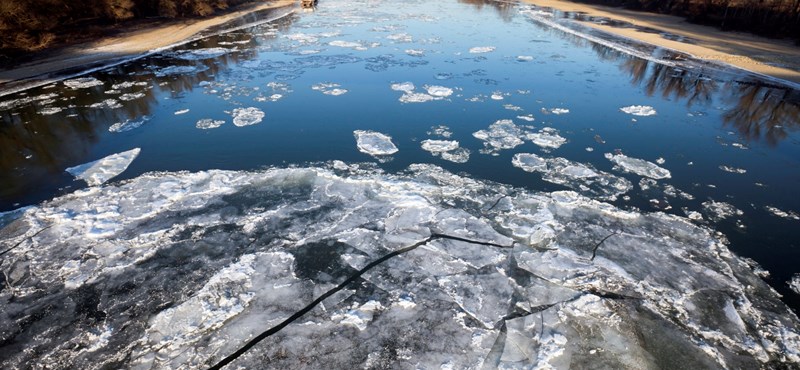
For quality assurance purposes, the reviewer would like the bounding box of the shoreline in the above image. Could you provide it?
[525,0,800,86]
[0,0,295,97]
[1,0,799,96]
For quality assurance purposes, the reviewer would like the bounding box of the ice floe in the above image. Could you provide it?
[472,119,527,154]
[1,165,797,369]
[174,109,190,115]
[354,130,398,156]
[620,105,657,116]
[196,118,225,130]
[231,107,265,127]
[64,77,104,89]
[108,116,150,133]
[420,140,470,163]
[427,125,453,138]
[720,165,747,174]
[154,65,208,77]
[702,200,744,221]
[790,274,800,295]
[512,153,632,200]
[605,153,672,179]
[65,148,141,186]
[469,46,496,53]
[527,127,567,149]
[390,81,415,93]
[329,40,365,50]
[390,82,449,103]
[764,206,800,220]
[312,82,348,95]
[424,85,453,97]
[171,47,230,60]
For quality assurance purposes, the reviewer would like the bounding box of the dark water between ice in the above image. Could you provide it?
[1,0,799,314]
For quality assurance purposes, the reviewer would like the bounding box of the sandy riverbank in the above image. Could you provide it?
[0,0,294,95]
[525,0,800,85]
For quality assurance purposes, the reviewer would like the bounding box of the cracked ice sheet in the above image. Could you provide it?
[65,148,141,186]
[0,164,798,369]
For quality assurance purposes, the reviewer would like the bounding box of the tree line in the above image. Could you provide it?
[0,0,261,57]
[577,0,800,43]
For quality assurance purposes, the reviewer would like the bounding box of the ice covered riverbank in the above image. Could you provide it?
[1,164,797,369]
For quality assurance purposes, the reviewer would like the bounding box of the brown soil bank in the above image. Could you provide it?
[526,0,800,86]
[0,0,294,94]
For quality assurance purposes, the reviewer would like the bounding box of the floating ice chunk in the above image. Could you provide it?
[517,114,535,122]
[172,47,229,60]
[473,119,526,154]
[517,55,534,61]
[620,105,657,116]
[354,130,398,156]
[503,104,522,111]
[702,200,743,221]
[513,153,632,200]
[312,83,348,96]
[89,99,122,109]
[109,116,150,133]
[605,153,671,179]
[324,89,348,96]
[427,125,452,138]
[155,65,208,77]
[790,274,800,295]
[441,148,470,163]
[64,77,104,89]
[196,119,225,130]
[285,33,319,43]
[548,107,570,115]
[719,165,747,174]
[764,206,800,220]
[39,107,62,115]
[527,127,567,149]
[329,40,364,49]
[174,109,190,115]
[119,92,145,101]
[420,140,469,163]
[387,33,413,42]
[421,140,459,153]
[490,93,504,100]
[405,49,424,56]
[111,81,148,90]
[390,82,415,92]
[231,107,265,127]
[65,148,141,186]
[469,46,496,53]
[398,92,435,103]
[424,85,453,97]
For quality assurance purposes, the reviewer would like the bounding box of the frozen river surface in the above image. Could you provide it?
[1,0,799,368]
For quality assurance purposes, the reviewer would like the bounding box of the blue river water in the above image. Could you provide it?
[1,0,799,317]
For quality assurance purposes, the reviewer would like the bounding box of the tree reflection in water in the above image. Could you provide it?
[584,38,800,146]
[0,17,290,208]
